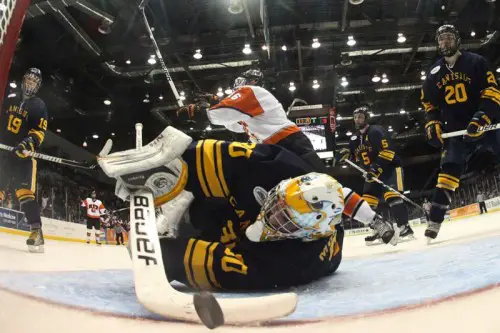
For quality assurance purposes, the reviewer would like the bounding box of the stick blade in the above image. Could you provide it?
[194,292,225,329]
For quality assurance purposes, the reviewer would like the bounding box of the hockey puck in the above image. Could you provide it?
[193,291,225,329]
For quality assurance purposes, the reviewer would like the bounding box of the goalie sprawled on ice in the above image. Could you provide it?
[98,126,397,291]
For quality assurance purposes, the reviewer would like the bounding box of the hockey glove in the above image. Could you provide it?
[424,120,443,149]
[364,164,383,182]
[14,137,35,159]
[335,148,351,164]
[176,101,210,120]
[464,111,491,142]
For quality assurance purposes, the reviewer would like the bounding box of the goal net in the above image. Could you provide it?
[0,0,31,104]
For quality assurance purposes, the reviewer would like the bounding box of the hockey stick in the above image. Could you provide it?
[441,123,500,139]
[0,143,98,170]
[138,0,184,108]
[286,98,308,116]
[344,159,425,212]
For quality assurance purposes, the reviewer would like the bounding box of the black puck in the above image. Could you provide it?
[193,291,225,329]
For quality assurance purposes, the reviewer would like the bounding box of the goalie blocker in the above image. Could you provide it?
[98,127,396,293]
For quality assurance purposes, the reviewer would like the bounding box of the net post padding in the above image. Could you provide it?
[0,0,31,104]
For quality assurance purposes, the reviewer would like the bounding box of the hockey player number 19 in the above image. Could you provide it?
[7,115,22,134]
[445,83,468,105]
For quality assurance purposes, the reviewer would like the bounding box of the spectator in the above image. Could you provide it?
[477,192,488,214]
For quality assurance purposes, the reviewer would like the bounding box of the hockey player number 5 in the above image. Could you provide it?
[361,152,370,165]
[7,115,22,134]
[444,83,468,105]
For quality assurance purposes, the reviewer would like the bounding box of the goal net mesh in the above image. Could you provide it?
[0,0,30,104]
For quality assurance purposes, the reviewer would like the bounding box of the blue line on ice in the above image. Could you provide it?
[1,235,500,321]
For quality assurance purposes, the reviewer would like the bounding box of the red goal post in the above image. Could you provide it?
[0,0,31,104]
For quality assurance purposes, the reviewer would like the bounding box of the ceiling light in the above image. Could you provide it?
[312,80,320,89]
[381,73,389,83]
[148,57,156,65]
[111,133,115,136]
[341,53,352,66]
[56,129,61,133]
[98,19,112,35]
[206,125,212,131]
[180,91,186,101]
[103,99,111,105]
[281,45,287,51]
[418,107,422,111]
[496,67,500,73]
[400,109,406,114]
[342,165,347,168]
[289,82,296,92]
[193,49,202,59]
[346,131,352,136]
[159,95,163,100]
[397,33,406,43]
[347,36,356,46]
[242,44,252,55]
[470,31,476,37]
[335,133,339,138]
[189,127,193,130]
[388,128,394,132]
[372,74,381,83]
[225,88,232,95]
[405,125,409,129]
[143,93,150,103]
[228,0,244,14]
[337,115,343,120]
[311,38,320,49]
[83,141,87,147]
[9,82,16,88]
[262,44,268,50]
[7,93,15,98]
[420,70,426,80]
[369,112,375,117]
[340,76,349,87]
[441,5,445,10]
[125,59,131,65]
[92,134,99,139]
[216,87,224,98]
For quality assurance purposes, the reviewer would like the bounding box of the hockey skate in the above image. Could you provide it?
[425,221,442,245]
[365,215,398,246]
[26,228,44,253]
[398,224,416,243]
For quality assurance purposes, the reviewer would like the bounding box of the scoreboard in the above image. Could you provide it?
[294,116,328,126]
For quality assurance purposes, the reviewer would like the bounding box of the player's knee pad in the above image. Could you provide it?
[18,196,42,227]
[430,187,453,223]
[361,194,379,209]
[16,188,35,202]
[385,196,408,227]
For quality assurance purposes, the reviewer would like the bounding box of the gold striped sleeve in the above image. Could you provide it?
[383,192,400,201]
[378,150,395,161]
[481,87,500,105]
[362,194,379,207]
[183,239,221,290]
[195,141,210,197]
[215,141,230,197]
[28,129,45,145]
[202,140,225,198]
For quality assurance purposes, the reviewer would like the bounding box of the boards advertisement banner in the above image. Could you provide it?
[0,207,24,229]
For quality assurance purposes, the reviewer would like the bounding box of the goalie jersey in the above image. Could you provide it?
[160,140,345,290]
[421,51,500,131]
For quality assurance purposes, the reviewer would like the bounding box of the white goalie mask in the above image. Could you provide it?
[246,173,345,242]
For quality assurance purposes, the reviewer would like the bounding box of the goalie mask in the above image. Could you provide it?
[233,69,264,89]
[246,173,345,242]
[436,24,461,57]
[22,68,42,98]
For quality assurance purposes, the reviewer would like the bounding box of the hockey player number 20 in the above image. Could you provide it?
[445,83,468,105]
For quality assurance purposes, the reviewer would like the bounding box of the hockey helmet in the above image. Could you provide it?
[233,69,264,89]
[246,173,345,242]
[435,24,461,57]
[22,68,42,98]
[353,106,370,129]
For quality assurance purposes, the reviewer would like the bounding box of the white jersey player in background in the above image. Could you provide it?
[81,190,105,245]
[177,69,327,171]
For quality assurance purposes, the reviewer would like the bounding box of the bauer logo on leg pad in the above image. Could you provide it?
[133,195,158,266]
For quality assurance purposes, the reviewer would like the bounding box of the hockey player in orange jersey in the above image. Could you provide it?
[177,69,326,171]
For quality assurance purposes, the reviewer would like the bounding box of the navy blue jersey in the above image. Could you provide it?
[348,125,400,173]
[0,96,48,149]
[421,51,500,131]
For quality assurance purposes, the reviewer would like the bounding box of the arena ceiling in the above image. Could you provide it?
[6,0,500,163]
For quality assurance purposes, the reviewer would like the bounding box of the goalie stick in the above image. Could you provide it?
[441,123,500,139]
[0,143,98,170]
[128,124,297,328]
[344,159,425,212]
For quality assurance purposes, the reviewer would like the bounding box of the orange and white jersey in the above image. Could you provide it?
[207,85,300,144]
[81,198,105,219]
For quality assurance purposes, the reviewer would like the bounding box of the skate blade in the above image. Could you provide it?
[399,235,417,243]
[28,245,44,253]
